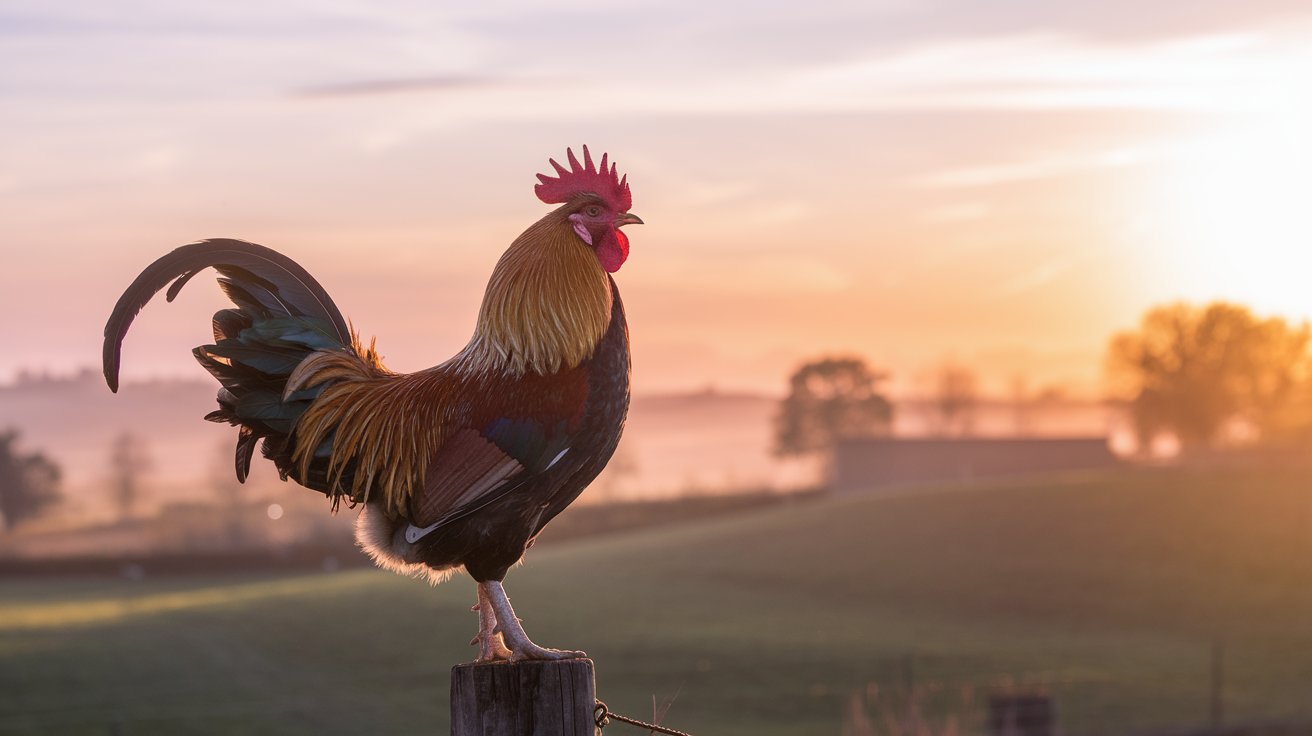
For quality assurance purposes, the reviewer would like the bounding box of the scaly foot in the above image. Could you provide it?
[479,580,586,662]
[471,587,513,662]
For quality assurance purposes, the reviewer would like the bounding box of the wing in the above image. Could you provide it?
[404,373,586,539]
[404,422,571,540]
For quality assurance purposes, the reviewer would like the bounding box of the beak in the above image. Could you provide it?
[614,212,644,227]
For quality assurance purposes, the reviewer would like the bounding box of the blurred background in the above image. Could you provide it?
[2,2,1312,734]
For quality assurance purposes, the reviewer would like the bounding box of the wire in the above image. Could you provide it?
[594,700,696,736]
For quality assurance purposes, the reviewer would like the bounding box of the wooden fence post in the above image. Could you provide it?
[1210,639,1225,729]
[451,659,596,736]
[988,693,1055,736]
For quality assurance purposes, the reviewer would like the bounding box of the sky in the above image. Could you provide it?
[4,0,1312,397]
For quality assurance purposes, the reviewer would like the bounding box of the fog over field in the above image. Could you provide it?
[1,369,1125,526]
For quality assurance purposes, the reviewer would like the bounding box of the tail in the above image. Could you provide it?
[103,238,354,483]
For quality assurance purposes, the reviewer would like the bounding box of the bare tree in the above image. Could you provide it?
[774,356,893,457]
[0,430,62,531]
[1010,374,1031,436]
[934,363,978,436]
[109,432,152,520]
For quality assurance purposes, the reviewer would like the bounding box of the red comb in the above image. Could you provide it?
[534,145,632,212]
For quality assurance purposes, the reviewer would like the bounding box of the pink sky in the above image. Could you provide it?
[4,2,1312,397]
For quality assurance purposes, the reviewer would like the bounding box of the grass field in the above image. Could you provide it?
[2,467,1312,735]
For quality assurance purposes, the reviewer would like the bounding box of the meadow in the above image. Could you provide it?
[2,466,1311,735]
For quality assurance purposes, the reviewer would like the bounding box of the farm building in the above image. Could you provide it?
[830,436,1118,494]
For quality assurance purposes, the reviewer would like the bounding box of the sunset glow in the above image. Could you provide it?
[7,7,1312,732]
[1153,110,1312,316]
[4,3,1312,397]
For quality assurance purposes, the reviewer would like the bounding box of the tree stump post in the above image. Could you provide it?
[451,659,596,736]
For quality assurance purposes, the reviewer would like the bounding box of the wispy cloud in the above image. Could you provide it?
[263,27,1312,137]
[912,145,1162,188]
[289,75,509,99]
[784,31,1312,114]
[643,253,852,295]
[919,202,991,223]
[992,258,1081,297]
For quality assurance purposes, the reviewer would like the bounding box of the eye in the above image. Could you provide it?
[585,206,601,217]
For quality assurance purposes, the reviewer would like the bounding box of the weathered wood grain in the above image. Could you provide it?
[451,658,596,736]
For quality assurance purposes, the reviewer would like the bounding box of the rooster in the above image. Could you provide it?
[102,147,641,662]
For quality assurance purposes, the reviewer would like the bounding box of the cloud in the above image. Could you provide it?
[912,145,1161,188]
[991,258,1080,297]
[642,253,852,295]
[919,202,990,223]
[280,26,1312,129]
[289,75,507,99]
[10,2,1312,130]
[785,31,1312,114]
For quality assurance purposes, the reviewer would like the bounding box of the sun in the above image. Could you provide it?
[1149,75,1312,319]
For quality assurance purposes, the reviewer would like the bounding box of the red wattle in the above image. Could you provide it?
[597,228,629,272]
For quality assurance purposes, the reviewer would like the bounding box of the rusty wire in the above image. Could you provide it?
[594,700,695,736]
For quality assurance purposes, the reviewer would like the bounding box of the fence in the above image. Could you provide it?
[451,645,1312,736]
[834,644,1312,736]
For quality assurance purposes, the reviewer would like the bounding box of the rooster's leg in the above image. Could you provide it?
[471,585,514,662]
[480,580,585,662]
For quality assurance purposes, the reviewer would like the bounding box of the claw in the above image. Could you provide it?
[507,644,587,663]
[481,580,586,663]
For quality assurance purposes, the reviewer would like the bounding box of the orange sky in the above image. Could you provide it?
[4,2,1312,397]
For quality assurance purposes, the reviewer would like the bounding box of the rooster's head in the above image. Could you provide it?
[535,146,642,273]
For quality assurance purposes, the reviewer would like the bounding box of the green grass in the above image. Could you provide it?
[2,467,1312,735]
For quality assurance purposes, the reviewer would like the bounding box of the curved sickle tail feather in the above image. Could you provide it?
[103,239,351,391]
[102,238,354,485]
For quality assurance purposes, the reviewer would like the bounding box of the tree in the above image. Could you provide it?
[0,430,62,531]
[933,363,978,436]
[1106,301,1312,452]
[110,431,153,520]
[1009,374,1032,436]
[210,440,247,546]
[774,356,893,456]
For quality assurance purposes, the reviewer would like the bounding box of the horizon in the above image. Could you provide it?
[0,362,1132,403]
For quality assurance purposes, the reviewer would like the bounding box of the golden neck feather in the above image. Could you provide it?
[463,209,613,375]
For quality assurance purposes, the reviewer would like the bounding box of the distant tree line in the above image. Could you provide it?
[776,299,1311,461]
[0,429,155,531]
[773,356,986,457]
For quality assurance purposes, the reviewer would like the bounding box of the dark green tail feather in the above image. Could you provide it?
[103,239,352,487]
[103,238,351,391]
